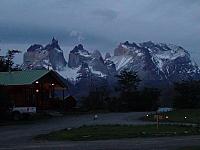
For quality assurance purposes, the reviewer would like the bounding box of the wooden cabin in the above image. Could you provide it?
[0,70,68,110]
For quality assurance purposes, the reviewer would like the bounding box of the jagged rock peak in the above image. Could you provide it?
[23,37,66,70]
[140,41,155,47]
[51,37,57,43]
[73,44,84,51]
[72,44,84,52]
[123,41,130,45]
[105,52,111,59]
[70,44,90,55]
[114,41,139,56]
[77,44,84,50]
[91,50,103,59]
[68,44,91,68]
[123,41,140,48]
[27,44,43,52]
[45,37,61,50]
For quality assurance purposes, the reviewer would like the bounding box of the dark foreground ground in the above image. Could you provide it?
[1,135,200,150]
[0,112,200,150]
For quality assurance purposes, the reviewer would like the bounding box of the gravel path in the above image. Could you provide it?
[0,112,148,147]
[1,112,200,150]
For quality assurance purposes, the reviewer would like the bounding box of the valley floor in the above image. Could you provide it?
[0,112,200,150]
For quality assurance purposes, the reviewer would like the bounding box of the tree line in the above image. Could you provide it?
[81,69,160,112]
[81,69,200,111]
[173,80,200,109]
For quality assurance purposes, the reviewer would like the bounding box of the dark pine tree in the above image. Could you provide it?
[0,49,21,72]
[5,49,21,72]
[0,49,9,72]
[116,69,141,93]
[116,69,141,111]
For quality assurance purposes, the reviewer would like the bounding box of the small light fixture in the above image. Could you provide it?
[146,114,149,117]
[51,83,55,86]
[36,89,39,93]
[184,116,187,119]
[35,81,39,84]
[166,116,169,119]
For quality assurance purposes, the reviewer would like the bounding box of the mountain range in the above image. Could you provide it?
[23,38,200,103]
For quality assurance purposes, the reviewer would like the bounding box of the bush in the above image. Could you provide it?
[173,80,200,109]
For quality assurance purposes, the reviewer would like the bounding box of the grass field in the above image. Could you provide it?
[35,124,200,141]
[143,109,200,124]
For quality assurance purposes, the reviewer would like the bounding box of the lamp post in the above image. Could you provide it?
[156,111,159,129]
[34,81,40,109]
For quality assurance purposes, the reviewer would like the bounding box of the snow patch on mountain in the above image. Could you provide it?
[89,67,107,78]
[57,66,80,82]
[110,41,200,82]
[110,55,133,70]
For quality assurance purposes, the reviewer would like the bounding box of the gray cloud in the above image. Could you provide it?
[0,0,200,63]
[92,9,118,20]
[69,30,85,43]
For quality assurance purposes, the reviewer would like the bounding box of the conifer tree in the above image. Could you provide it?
[116,69,141,93]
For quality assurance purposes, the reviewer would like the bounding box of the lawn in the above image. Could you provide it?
[35,124,200,141]
[143,109,200,124]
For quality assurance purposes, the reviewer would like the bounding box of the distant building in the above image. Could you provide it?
[0,70,68,110]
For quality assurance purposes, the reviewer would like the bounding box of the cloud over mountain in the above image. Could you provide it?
[0,0,200,63]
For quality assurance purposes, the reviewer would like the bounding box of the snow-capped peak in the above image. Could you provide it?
[110,41,200,82]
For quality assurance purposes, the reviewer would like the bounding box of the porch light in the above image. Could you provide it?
[36,89,39,93]
[166,116,169,119]
[35,81,39,84]
[51,83,55,86]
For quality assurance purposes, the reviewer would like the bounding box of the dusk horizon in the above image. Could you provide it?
[0,0,200,64]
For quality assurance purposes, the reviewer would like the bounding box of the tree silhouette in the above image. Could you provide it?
[5,49,21,72]
[115,69,141,111]
[0,49,21,72]
[116,69,141,93]
[0,49,8,72]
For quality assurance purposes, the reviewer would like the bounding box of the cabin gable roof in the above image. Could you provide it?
[0,70,66,86]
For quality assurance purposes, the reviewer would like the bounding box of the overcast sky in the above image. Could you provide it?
[0,0,200,63]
